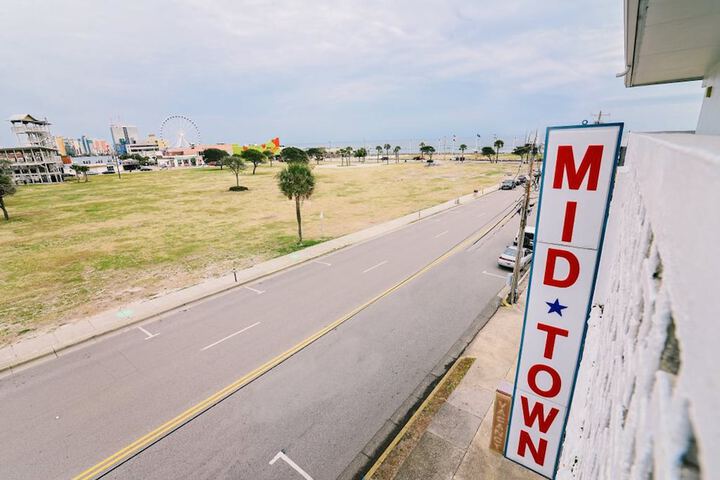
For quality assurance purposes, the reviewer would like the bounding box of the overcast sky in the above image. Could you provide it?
[0,0,703,149]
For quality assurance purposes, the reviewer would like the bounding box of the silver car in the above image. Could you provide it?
[498,246,533,269]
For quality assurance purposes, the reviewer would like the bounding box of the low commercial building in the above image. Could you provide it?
[124,142,162,158]
[158,154,203,168]
[0,146,64,184]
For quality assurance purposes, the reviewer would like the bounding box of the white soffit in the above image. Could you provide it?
[625,0,720,87]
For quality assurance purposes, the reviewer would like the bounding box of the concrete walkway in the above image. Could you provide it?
[389,287,542,480]
[0,186,498,373]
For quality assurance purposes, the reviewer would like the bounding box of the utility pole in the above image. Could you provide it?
[592,110,610,124]
[508,133,537,303]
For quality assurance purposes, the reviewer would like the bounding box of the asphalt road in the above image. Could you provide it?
[0,188,525,480]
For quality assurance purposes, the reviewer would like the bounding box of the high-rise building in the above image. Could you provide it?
[110,124,140,154]
[54,136,67,156]
[81,135,92,156]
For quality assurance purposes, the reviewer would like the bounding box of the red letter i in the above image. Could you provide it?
[561,201,577,242]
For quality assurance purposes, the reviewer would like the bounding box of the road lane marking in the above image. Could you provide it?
[434,230,449,238]
[136,326,159,340]
[312,260,332,266]
[71,197,521,480]
[200,322,261,351]
[482,270,508,279]
[244,285,265,295]
[477,212,486,218]
[269,451,314,480]
[362,260,388,274]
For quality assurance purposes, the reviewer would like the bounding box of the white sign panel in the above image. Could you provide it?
[504,123,623,478]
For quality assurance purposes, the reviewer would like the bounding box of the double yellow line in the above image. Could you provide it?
[74,197,518,480]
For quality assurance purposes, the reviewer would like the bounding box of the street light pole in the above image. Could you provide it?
[114,153,122,180]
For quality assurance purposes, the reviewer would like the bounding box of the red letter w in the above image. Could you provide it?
[521,395,559,433]
[553,145,604,191]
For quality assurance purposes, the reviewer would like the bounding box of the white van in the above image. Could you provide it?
[513,226,535,250]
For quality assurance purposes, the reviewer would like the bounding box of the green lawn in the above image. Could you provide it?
[0,161,510,344]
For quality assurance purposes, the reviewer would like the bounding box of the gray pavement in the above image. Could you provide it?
[0,188,523,480]
[387,282,541,480]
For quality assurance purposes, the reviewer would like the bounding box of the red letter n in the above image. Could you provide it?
[517,430,548,466]
[553,145,604,191]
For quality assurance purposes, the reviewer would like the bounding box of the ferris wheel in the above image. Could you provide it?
[160,115,201,149]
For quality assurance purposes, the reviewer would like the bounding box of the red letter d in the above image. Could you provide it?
[543,248,579,288]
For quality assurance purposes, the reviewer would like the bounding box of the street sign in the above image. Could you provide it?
[504,123,623,478]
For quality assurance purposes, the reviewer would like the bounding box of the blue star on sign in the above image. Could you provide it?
[546,298,567,317]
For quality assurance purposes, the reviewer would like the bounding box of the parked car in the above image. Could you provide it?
[498,246,533,269]
[518,174,527,184]
[500,179,516,190]
[513,226,536,250]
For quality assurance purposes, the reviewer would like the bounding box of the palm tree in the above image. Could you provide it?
[459,144,467,162]
[277,163,316,243]
[419,142,426,158]
[393,145,401,163]
[493,139,504,163]
[375,145,382,162]
[383,143,391,163]
[355,147,368,163]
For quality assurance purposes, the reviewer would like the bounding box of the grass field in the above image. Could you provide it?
[0,161,513,344]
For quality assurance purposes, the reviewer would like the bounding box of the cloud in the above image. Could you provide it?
[0,0,703,146]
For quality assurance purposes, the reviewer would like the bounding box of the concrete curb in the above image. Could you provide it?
[1,186,500,374]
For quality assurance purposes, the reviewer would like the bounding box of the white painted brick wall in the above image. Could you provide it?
[556,133,720,480]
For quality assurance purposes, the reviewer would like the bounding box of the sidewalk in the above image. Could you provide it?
[0,187,498,373]
[368,286,542,480]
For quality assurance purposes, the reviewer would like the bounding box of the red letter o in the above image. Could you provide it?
[528,363,561,398]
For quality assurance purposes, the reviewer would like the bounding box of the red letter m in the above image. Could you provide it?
[553,144,604,191]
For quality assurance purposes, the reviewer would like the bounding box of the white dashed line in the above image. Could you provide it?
[200,322,261,351]
[312,260,332,266]
[482,270,508,279]
[244,285,265,295]
[362,260,388,274]
[434,230,449,238]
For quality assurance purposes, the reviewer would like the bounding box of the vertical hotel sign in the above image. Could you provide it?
[504,123,623,478]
